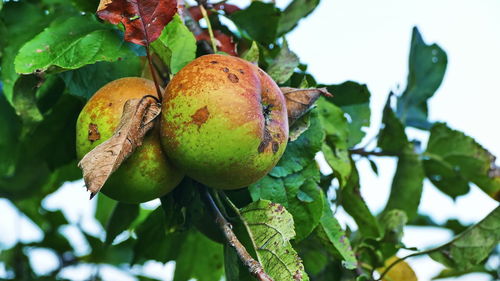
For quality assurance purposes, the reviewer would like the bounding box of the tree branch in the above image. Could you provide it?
[349,148,398,157]
[198,184,274,281]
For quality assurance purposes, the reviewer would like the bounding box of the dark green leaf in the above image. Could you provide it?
[95,193,117,228]
[316,199,357,269]
[230,2,281,45]
[60,58,142,100]
[15,15,135,74]
[429,206,500,270]
[341,164,381,238]
[267,40,299,84]
[317,97,352,186]
[382,146,424,221]
[240,200,309,280]
[396,27,447,129]
[12,75,44,130]
[278,0,320,35]
[152,14,196,74]
[424,123,500,200]
[0,93,21,177]
[322,81,371,147]
[105,202,139,244]
[173,230,224,281]
[378,94,408,153]
[270,109,324,177]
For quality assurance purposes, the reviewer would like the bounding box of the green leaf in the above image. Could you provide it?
[95,193,117,228]
[396,27,447,129]
[240,200,309,281]
[223,244,255,281]
[267,40,300,84]
[1,1,55,102]
[15,15,135,74]
[429,206,500,270]
[378,209,408,258]
[132,207,186,264]
[152,14,196,74]
[242,41,260,64]
[105,202,139,244]
[230,2,281,45]
[382,146,424,221]
[270,109,324,177]
[424,123,500,200]
[12,75,44,129]
[317,97,352,186]
[60,57,142,100]
[0,93,21,177]
[341,164,381,238]
[316,199,357,269]
[322,81,371,147]
[250,163,324,241]
[378,94,408,153]
[173,230,224,281]
[278,0,320,35]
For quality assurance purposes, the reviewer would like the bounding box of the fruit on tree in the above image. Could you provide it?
[76,77,183,203]
[160,54,289,189]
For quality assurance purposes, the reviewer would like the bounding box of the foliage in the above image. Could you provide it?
[0,0,498,281]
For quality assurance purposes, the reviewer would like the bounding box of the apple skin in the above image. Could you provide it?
[160,54,289,189]
[76,77,184,203]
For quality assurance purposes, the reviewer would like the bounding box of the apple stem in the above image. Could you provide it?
[198,184,274,281]
[145,44,163,102]
[199,4,218,53]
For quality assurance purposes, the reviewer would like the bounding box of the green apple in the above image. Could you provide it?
[160,54,289,189]
[76,77,184,203]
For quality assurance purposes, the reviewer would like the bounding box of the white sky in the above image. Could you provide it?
[1,0,500,280]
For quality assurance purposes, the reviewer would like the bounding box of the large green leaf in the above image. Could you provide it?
[173,230,224,281]
[424,123,500,200]
[322,81,371,147]
[12,75,44,129]
[317,97,352,186]
[378,94,408,153]
[382,145,424,221]
[60,57,142,100]
[152,14,196,74]
[0,93,21,177]
[396,27,447,129]
[249,163,324,241]
[270,109,324,177]
[15,15,135,74]
[240,200,309,281]
[267,40,299,84]
[315,199,357,269]
[341,164,381,238]
[230,2,281,45]
[278,0,320,36]
[430,206,500,270]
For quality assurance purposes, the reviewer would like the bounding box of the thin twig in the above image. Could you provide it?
[349,148,398,157]
[199,184,273,281]
[199,5,218,52]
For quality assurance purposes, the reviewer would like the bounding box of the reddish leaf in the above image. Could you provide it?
[196,30,238,56]
[188,3,240,22]
[97,0,177,46]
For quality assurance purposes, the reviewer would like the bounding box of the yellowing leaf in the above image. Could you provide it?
[379,256,417,281]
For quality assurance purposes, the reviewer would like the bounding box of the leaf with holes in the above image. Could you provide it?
[240,199,309,281]
[97,0,177,46]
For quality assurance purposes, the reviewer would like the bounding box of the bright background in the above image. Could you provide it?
[1,0,499,280]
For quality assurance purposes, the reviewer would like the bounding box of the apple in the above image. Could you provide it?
[76,77,184,203]
[160,54,289,189]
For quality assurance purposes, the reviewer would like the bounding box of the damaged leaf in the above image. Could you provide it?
[281,87,332,126]
[78,96,161,199]
[97,0,177,46]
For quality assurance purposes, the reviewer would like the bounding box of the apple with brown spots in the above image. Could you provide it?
[160,54,289,189]
[76,77,184,203]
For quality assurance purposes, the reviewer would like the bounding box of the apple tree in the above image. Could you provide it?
[0,0,499,280]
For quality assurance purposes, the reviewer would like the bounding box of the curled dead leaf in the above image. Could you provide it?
[281,87,332,126]
[78,95,161,199]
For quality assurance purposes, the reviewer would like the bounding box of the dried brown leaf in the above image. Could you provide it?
[78,96,161,199]
[281,87,332,125]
